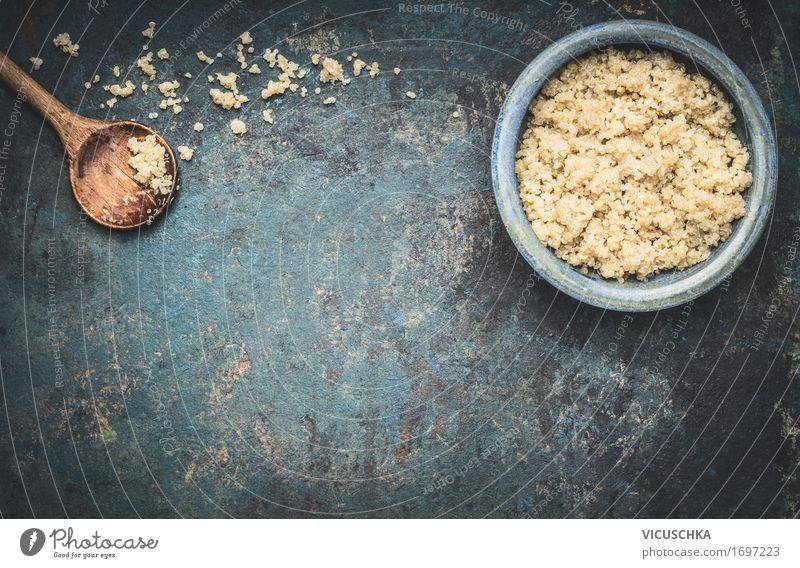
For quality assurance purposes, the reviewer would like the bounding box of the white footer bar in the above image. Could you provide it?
[1,519,797,566]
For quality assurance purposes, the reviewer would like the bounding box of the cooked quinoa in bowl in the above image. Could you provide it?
[515,48,753,282]
[492,20,777,311]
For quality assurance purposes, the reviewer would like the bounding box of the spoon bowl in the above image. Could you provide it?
[71,121,177,228]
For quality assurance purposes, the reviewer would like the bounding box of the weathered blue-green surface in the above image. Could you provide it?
[1,0,799,518]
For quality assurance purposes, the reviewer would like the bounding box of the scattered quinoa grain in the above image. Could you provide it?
[262,49,299,77]
[109,80,136,97]
[319,57,344,83]
[210,73,248,109]
[196,51,215,64]
[261,78,291,100]
[177,145,194,161]
[210,88,249,109]
[159,97,180,110]
[158,80,180,98]
[215,72,239,91]
[229,118,247,135]
[236,45,247,69]
[353,59,367,76]
[136,52,157,80]
[53,33,79,56]
[141,22,156,39]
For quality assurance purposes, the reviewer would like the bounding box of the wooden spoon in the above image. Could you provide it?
[0,51,177,229]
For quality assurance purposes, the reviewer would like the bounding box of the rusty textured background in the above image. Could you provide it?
[0,0,798,518]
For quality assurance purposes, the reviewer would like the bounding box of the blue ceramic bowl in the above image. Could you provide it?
[492,20,777,311]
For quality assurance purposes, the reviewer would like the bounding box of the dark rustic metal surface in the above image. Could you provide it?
[1,0,798,518]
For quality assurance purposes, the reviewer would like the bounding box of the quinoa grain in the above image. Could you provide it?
[515,48,752,281]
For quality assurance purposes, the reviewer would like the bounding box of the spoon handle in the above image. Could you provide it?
[0,51,99,156]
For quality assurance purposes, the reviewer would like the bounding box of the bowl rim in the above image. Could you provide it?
[491,19,778,312]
